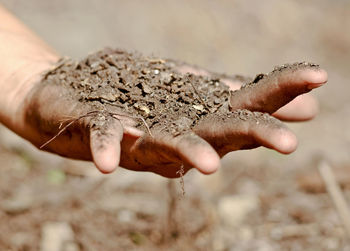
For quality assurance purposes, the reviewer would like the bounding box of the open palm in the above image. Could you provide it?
[24,57,327,178]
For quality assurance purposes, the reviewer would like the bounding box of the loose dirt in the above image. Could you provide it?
[229,62,321,113]
[42,48,232,136]
[41,49,321,139]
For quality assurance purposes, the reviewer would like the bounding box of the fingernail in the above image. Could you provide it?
[307,82,325,90]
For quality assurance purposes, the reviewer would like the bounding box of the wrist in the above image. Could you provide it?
[0,5,60,137]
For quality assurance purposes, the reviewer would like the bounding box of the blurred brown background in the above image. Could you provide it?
[0,0,350,250]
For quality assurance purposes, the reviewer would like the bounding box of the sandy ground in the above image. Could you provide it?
[0,0,350,250]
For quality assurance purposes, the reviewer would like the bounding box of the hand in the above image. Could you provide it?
[0,5,328,178]
[22,58,327,178]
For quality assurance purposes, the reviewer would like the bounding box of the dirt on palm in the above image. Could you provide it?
[42,48,230,136]
[41,48,320,138]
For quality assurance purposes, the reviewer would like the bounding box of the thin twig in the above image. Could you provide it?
[40,110,153,149]
[138,116,153,137]
[318,160,350,238]
[40,119,78,149]
[110,112,153,137]
[57,116,80,129]
[39,112,100,149]
[188,80,210,111]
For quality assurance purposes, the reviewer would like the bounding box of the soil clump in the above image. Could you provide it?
[42,48,232,136]
[41,48,320,137]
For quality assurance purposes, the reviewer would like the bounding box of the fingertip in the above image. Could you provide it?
[247,113,298,154]
[176,134,221,175]
[304,68,328,89]
[91,144,121,173]
[275,130,298,154]
[255,128,297,154]
[229,65,327,114]
[195,149,221,175]
[221,78,242,91]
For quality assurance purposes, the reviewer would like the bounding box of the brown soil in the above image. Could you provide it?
[41,49,320,139]
[42,48,232,136]
[1,1,349,250]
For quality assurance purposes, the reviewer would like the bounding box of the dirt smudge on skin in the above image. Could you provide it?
[230,62,322,114]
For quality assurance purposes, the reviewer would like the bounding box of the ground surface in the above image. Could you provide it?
[1,0,350,250]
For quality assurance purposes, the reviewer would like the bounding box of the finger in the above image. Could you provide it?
[90,116,123,173]
[175,64,211,77]
[195,109,297,157]
[173,133,221,175]
[175,62,324,122]
[221,76,320,121]
[129,133,221,178]
[272,93,319,121]
[229,63,328,114]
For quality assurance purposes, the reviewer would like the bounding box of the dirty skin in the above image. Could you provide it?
[41,48,320,141]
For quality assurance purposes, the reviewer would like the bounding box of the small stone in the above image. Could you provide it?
[133,103,150,114]
[142,83,152,94]
[193,104,204,111]
[160,72,173,84]
[100,92,117,102]
[90,61,100,68]
[140,105,150,114]
[218,195,260,227]
[40,222,77,251]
